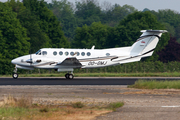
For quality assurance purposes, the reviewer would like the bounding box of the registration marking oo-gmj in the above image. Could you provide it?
[88,61,107,66]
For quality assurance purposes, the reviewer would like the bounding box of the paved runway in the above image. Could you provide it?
[0,77,180,85]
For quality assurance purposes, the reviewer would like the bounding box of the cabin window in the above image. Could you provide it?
[81,52,85,56]
[106,53,110,56]
[59,51,63,55]
[70,52,74,56]
[65,51,69,56]
[53,51,57,56]
[74,52,80,56]
[87,52,91,56]
[35,50,41,55]
[42,51,47,55]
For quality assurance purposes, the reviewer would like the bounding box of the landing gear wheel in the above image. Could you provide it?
[65,73,74,79]
[65,73,69,79]
[12,73,18,79]
[68,74,74,79]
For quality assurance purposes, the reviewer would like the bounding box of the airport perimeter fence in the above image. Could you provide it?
[24,61,180,74]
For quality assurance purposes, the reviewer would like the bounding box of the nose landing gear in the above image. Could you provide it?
[13,73,18,79]
[13,65,18,79]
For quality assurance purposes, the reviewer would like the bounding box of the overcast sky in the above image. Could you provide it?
[1,0,180,12]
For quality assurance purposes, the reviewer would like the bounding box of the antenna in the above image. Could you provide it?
[91,45,95,50]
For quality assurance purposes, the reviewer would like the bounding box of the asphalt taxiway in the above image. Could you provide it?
[0,77,180,85]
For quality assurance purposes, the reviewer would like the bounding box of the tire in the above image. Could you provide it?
[65,74,69,79]
[69,74,74,79]
[12,73,18,79]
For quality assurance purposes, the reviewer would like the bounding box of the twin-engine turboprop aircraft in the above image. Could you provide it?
[11,30,167,79]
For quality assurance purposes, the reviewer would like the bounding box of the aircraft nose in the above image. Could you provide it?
[11,58,19,65]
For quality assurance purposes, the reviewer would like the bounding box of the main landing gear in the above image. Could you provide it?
[65,72,74,79]
[12,65,18,79]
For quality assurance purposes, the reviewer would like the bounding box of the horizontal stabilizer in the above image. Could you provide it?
[140,30,167,33]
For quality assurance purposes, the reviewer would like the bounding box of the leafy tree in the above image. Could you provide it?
[162,22,175,37]
[175,25,180,43]
[151,9,180,41]
[143,8,150,12]
[101,4,137,27]
[7,0,51,53]
[72,11,170,61]
[114,11,170,61]
[158,36,180,63]
[75,0,101,20]
[155,9,180,28]
[23,0,70,48]
[46,0,77,42]
[45,0,137,43]
[0,2,30,74]
[72,22,110,49]
[75,0,102,28]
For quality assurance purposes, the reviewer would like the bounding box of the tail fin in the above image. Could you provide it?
[130,30,167,57]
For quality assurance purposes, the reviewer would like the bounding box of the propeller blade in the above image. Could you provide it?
[29,49,33,65]
[30,54,32,65]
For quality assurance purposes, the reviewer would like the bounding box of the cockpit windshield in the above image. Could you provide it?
[35,50,41,55]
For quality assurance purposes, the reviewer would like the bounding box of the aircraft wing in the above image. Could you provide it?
[57,57,82,67]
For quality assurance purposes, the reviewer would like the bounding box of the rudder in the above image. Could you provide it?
[130,30,167,57]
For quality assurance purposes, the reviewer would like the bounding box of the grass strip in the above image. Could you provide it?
[0,95,124,120]
[107,102,124,111]
[1,72,180,77]
[128,79,180,89]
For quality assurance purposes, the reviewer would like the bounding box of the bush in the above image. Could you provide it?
[39,108,49,112]
[128,80,180,89]
[108,102,124,111]
[72,102,84,108]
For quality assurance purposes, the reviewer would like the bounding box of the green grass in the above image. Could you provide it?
[0,95,124,120]
[0,107,36,119]
[128,80,180,89]
[2,72,180,77]
[107,102,124,111]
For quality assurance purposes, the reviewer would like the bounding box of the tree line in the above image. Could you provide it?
[0,0,180,74]
[46,0,180,42]
[46,0,180,62]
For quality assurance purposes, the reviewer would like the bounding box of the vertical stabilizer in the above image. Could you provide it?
[130,30,167,57]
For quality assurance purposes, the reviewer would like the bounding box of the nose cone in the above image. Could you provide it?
[11,58,19,65]
[11,54,34,66]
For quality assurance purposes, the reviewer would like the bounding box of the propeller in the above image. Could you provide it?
[30,52,32,65]
[26,49,42,64]
[26,49,33,64]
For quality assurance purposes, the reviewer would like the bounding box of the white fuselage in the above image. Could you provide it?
[11,47,131,70]
[11,30,168,72]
